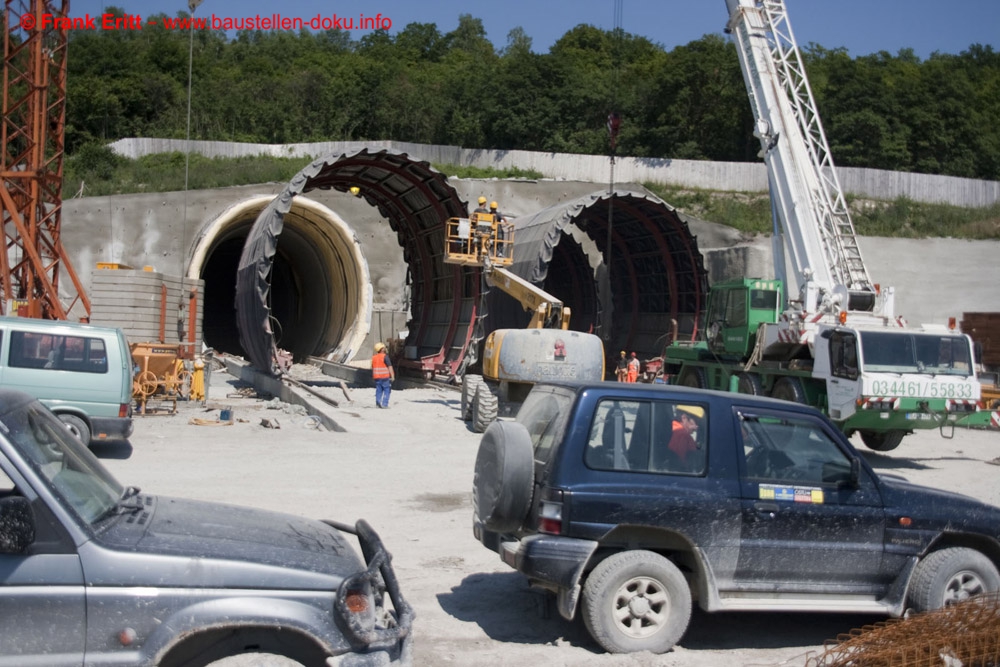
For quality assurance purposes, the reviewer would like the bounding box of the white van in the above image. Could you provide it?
[0,316,134,445]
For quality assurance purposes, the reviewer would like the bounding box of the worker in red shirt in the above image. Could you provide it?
[372,342,395,408]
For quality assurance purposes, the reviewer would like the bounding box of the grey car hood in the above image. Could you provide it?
[96,495,363,583]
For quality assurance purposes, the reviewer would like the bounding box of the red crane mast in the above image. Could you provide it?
[2,0,89,320]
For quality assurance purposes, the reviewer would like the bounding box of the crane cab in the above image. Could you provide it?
[443,214,514,267]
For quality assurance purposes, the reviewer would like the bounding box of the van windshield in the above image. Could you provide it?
[0,399,123,525]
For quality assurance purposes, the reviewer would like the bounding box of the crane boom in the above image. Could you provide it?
[725,0,879,317]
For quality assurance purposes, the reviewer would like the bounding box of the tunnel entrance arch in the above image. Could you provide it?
[189,195,372,363]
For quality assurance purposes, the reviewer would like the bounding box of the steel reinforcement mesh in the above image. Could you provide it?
[804,592,1000,667]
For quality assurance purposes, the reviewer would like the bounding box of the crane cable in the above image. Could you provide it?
[604,0,624,342]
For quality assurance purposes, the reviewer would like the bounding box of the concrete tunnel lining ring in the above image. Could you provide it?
[189,194,372,364]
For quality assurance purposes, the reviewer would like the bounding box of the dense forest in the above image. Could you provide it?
[60,9,1000,180]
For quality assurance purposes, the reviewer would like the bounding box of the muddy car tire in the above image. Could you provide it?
[859,430,905,452]
[58,414,91,446]
[461,374,483,421]
[582,550,691,654]
[908,547,1000,611]
[472,383,498,433]
[473,420,534,533]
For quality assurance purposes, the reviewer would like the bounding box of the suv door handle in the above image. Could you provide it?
[753,501,778,518]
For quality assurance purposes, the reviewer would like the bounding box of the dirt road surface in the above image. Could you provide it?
[95,370,1000,667]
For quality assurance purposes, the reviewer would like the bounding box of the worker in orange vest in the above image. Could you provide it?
[627,352,640,383]
[372,342,395,408]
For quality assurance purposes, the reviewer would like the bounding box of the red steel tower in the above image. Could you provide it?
[2,0,89,319]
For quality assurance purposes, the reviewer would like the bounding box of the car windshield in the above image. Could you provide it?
[859,331,973,376]
[0,399,123,525]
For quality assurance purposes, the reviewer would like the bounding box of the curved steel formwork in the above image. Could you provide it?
[236,149,476,377]
[483,190,709,364]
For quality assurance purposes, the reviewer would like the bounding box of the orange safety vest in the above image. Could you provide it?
[372,352,392,379]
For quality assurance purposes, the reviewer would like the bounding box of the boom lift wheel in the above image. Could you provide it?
[472,383,499,433]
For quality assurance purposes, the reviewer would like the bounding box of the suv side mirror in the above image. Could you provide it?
[0,496,36,554]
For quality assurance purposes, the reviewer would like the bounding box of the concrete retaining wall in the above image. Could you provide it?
[109,138,1000,208]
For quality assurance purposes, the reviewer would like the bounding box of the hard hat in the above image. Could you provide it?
[478,196,487,205]
[620,350,626,356]
[676,405,705,419]
[631,352,637,357]
[490,201,498,210]
[374,342,386,352]
[349,186,360,197]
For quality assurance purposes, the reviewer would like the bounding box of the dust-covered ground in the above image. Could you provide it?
[94,369,1000,667]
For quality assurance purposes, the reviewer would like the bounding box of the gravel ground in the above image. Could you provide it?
[93,369,1000,667]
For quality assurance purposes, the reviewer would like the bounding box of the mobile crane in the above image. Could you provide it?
[444,211,605,432]
[660,0,982,451]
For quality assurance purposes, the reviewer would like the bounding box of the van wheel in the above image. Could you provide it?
[582,550,691,654]
[473,420,534,533]
[908,547,1000,611]
[59,414,91,446]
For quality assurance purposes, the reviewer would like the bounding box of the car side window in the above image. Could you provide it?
[584,399,707,475]
[740,413,853,485]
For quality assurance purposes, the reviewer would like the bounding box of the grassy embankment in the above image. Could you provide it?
[63,147,999,240]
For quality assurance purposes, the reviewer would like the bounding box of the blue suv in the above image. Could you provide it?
[472,381,1000,654]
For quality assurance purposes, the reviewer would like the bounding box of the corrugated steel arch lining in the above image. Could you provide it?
[236,149,474,375]
[484,190,708,361]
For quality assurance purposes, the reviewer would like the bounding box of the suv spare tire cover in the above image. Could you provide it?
[473,420,534,533]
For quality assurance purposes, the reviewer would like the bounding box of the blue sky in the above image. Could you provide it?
[69,0,997,59]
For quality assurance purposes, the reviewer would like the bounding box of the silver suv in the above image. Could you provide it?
[0,389,412,666]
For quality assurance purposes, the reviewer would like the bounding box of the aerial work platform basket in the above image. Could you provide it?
[443,213,514,267]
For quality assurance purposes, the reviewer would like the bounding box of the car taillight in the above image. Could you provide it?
[538,488,564,535]
[119,403,129,418]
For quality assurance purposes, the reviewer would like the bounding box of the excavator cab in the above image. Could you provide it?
[443,215,514,267]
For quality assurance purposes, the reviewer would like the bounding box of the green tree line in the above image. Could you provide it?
[63,9,1000,180]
